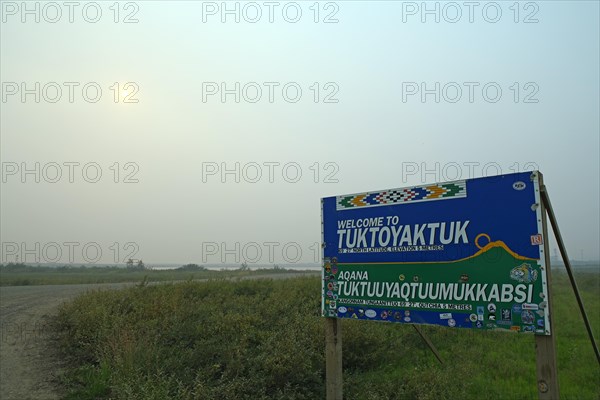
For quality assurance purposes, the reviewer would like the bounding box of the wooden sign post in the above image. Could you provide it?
[325,317,342,400]
[535,175,559,399]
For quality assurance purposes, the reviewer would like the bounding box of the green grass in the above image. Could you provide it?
[54,271,600,399]
[0,264,300,286]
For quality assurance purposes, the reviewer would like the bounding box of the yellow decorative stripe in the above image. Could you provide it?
[343,240,537,265]
[470,240,534,261]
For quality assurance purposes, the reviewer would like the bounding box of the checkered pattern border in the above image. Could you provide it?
[336,181,467,210]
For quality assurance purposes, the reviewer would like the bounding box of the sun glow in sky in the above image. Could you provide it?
[1,1,598,265]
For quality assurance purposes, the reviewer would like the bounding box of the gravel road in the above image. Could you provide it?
[0,282,135,400]
[0,272,318,400]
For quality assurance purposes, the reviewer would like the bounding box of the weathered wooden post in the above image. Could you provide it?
[535,173,559,399]
[325,317,342,400]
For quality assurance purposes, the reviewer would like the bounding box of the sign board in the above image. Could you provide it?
[321,171,551,335]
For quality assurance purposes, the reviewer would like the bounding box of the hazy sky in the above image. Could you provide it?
[1,1,599,265]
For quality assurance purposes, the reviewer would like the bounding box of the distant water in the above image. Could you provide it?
[4,262,321,270]
[7,262,598,273]
[149,263,321,271]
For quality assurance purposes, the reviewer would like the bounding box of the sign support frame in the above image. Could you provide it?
[534,175,560,399]
[412,324,444,364]
[323,172,598,399]
[540,185,600,366]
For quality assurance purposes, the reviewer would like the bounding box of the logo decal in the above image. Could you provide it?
[513,181,526,190]
[510,263,538,283]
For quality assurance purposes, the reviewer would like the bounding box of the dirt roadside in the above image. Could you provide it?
[0,282,134,400]
[0,272,318,400]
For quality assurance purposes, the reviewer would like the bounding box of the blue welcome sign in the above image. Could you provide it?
[321,171,550,335]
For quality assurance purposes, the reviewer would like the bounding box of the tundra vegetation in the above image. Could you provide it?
[0,263,296,286]
[54,272,599,400]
